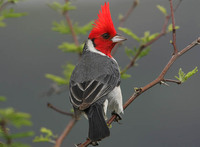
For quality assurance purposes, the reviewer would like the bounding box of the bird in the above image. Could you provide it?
[69,2,126,143]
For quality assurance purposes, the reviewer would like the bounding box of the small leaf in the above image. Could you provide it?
[124,47,135,59]
[2,8,27,18]
[48,1,76,13]
[0,108,32,128]
[33,127,56,143]
[58,42,83,53]
[40,127,53,137]
[118,27,140,42]
[184,67,198,81]
[10,131,34,139]
[121,73,131,79]
[52,21,70,34]
[0,16,6,27]
[168,23,180,32]
[175,67,198,83]
[63,63,75,85]
[6,142,31,147]
[149,32,159,41]
[45,74,68,85]
[0,96,6,102]
[118,13,123,21]
[157,5,167,16]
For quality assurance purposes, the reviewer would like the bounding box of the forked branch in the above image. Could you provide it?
[78,0,200,145]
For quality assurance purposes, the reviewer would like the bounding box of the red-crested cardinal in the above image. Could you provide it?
[69,2,126,142]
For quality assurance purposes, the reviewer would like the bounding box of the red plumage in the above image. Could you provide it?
[89,2,116,39]
[88,2,117,57]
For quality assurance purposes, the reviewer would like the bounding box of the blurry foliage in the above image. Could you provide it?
[0,0,27,27]
[45,63,75,86]
[46,1,92,86]
[0,96,34,147]
[33,127,57,143]
[156,5,167,16]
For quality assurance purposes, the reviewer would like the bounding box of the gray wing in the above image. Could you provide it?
[69,52,120,110]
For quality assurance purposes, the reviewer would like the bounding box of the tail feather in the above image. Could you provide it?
[85,103,110,141]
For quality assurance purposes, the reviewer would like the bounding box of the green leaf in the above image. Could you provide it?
[125,46,150,60]
[52,20,71,34]
[10,131,34,139]
[73,21,93,35]
[0,96,6,102]
[156,5,167,16]
[118,13,123,21]
[52,21,93,35]
[138,47,151,59]
[175,67,198,83]
[2,8,27,18]
[62,63,75,85]
[58,42,83,53]
[45,74,68,85]
[121,73,131,79]
[124,47,135,59]
[0,108,32,128]
[168,23,180,32]
[118,27,140,42]
[33,127,56,143]
[0,16,6,27]
[2,142,31,147]
[48,1,76,13]
[149,32,159,41]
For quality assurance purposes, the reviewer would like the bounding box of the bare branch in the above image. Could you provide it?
[170,0,178,54]
[63,0,81,56]
[163,79,181,84]
[0,1,14,12]
[47,103,74,117]
[54,118,77,147]
[119,0,139,27]
[0,120,11,145]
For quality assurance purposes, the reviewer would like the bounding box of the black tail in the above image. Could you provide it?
[85,103,110,141]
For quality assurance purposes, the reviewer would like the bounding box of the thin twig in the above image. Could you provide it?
[0,120,11,145]
[0,1,14,12]
[119,0,139,27]
[163,79,181,84]
[54,118,77,147]
[120,0,182,75]
[112,0,138,56]
[170,0,178,54]
[63,0,81,56]
[47,103,74,117]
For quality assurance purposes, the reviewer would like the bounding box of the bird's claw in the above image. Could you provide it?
[111,111,122,123]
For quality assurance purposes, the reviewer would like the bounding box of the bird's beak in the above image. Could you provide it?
[111,34,127,43]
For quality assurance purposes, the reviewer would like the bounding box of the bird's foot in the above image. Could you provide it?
[91,141,99,146]
[111,111,122,123]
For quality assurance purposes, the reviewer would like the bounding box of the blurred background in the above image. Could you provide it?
[0,0,200,146]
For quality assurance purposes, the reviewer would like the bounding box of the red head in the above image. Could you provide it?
[88,2,126,57]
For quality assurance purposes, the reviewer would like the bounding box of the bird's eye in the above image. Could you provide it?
[102,33,110,39]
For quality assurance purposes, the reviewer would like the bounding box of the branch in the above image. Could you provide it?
[79,36,200,147]
[112,0,138,56]
[119,0,139,27]
[163,79,181,85]
[0,1,14,12]
[0,119,11,145]
[120,0,182,75]
[63,0,80,55]
[47,103,74,117]
[170,0,178,54]
[54,117,77,147]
